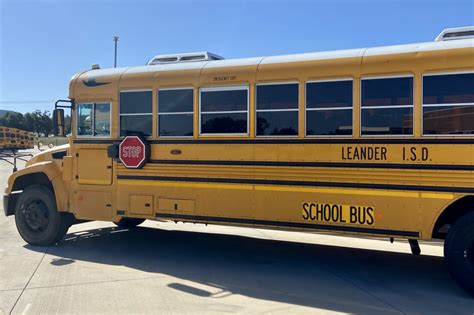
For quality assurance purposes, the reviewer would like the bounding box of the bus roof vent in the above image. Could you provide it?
[147,51,224,65]
[435,26,474,41]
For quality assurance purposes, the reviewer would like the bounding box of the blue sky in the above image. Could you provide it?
[0,0,473,113]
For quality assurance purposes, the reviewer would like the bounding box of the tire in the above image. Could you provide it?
[444,212,474,296]
[113,217,145,229]
[14,185,71,246]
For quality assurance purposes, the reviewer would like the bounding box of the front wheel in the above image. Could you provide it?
[113,217,145,229]
[444,212,474,296]
[15,185,71,246]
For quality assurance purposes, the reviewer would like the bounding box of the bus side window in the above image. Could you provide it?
[158,88,193,137]
[200,86,248,135]
[361,76,413,136]
[306,80,353,136]
[422,72,474,135]
[256,83,298,136]
[119,90,153,137]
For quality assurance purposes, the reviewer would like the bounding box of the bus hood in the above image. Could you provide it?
[25,144,70,167]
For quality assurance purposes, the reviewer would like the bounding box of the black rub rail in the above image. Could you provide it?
[155,212,420,238]
[117,174,474,194]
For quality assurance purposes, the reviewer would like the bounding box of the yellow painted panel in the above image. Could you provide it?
[62,156,73,181]
[74,190,112,220]
[130,195,153,216]
[77,148,112,185]
[157,198,195,214]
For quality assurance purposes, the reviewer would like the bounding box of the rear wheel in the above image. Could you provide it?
[15,185,71,246]
[113,217,145,229]
[444,212,474,296]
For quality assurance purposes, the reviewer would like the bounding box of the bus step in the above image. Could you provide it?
[408,239,421,255]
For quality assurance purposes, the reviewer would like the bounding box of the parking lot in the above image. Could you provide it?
[0,150,473,314]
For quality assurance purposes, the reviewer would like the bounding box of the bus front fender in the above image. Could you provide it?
[4,161,68,216]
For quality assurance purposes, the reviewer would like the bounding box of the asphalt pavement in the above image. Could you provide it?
[0,149,473,314]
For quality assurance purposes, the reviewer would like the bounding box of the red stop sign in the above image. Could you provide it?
[119,136,148,169]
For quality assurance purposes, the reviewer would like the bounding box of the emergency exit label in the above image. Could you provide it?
[119,136,148,169]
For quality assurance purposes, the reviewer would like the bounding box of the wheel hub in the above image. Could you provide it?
[23,200,49,232]
[465,239,474,273]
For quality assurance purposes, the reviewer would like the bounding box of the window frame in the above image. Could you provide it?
[199,85,249,136]
[360,74,414,137]
[255,81,299,138]
[119,89,153,138]
[305,77,354,138]
[422,70,474,137]
[157,86,194,138]
[76,102,112,138]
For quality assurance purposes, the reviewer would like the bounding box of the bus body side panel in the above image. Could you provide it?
[67,45,474,241]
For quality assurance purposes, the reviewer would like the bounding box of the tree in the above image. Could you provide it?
[0,110,53,136]
[0,112,25,129]
[23,113,35,132]
[36,110,52,136]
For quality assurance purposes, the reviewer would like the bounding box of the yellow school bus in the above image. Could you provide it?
[19,130,26,148]
[0,127,34,150]
[3,27,474,295]
[0,127,16,150]
[9,128,19,148]
[22,130,34,150]
[0,127,6,150]
[4,127,13,149]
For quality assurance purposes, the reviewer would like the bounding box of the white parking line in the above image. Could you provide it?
[21,303,31,315]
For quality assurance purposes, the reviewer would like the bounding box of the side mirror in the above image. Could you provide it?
[53,109,65,137]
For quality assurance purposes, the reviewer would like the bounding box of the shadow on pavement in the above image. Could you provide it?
[25,225,473,314]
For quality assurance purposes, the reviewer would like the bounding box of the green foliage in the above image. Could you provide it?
[0,110,71,136]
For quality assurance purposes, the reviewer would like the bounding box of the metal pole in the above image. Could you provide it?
[114,36,119,68]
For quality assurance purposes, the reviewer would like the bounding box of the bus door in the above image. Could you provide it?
[74,102,113,220]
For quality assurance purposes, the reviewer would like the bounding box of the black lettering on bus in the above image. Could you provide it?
[340,205,347,223]
[353,148,359,160]
[310,203,317,220]
[346,147,353,160]
[381,147,387,160]
[331,204,340,222]
[302,203,309,220]
[350,206,357,223]
[323,204,331,221]
[360,147,366,160]
[311,204,316,219]
[422,147,429,161]
[367,147,373,160]
[359,206,366,224]
[410,147,417,161]
[366,207,375,225]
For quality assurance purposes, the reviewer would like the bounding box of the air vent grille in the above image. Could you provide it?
[435,26,474,41]
[147,52,224,65]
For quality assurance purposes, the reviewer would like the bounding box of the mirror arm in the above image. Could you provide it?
[53,99,74,137]
[55,99,75,110]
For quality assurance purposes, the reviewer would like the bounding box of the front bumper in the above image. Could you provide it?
[3,193,18,217]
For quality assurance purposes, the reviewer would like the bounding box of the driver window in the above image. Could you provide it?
[77,102,111,137]
[77,103,93,136]
[94,103,111,136]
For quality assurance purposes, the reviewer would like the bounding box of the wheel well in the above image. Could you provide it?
[5,173,55,217]
[12,172,54,193]
[432,195,474,239]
